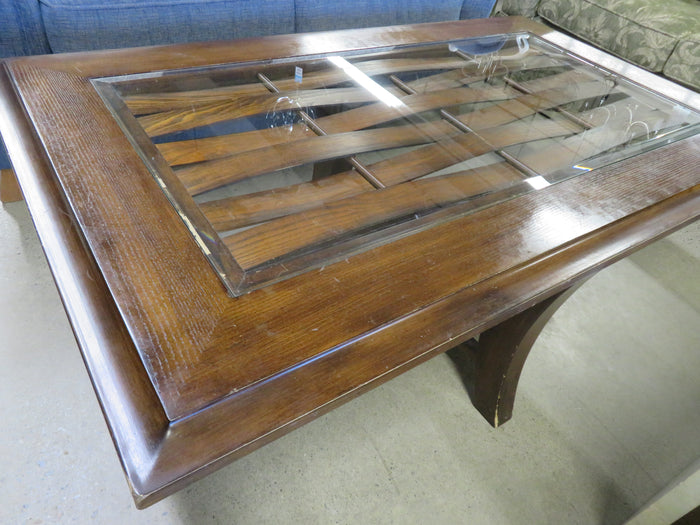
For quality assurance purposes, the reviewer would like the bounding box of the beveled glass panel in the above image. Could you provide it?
[94,33,700,295]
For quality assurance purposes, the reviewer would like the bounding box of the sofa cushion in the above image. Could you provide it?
[39,0,296,53]
[295,0,467,33]
[537,0,700,72]
[664,33,700,91]
[0,1,51,58]
[460,0,500,19]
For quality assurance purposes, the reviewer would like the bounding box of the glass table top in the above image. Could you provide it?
[93,32,700,295]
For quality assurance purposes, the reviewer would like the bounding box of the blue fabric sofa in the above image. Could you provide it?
[0,0,497,169]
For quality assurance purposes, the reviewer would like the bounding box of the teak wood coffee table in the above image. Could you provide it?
[1,17,698,507]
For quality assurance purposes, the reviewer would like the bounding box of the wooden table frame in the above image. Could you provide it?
[1,17,698,507]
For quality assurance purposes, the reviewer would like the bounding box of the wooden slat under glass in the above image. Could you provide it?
[94,33,700,296]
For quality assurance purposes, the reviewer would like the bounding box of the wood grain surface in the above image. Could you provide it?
[1,17,697,508]
[194,75,608,231]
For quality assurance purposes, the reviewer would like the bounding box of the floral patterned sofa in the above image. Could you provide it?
[497,0,700,91]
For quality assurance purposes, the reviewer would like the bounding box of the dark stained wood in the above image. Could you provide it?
[159,67,596,171]
[221,117,582,267]
[471,283,585,427]
[0,168,23,202]
[0,66,168,503]
[225,163,525,268]
[161,121,316,166]
[123,50,563,115]
[177,118,462,194]
[154,61,585,167]
[137,85,402,136]
[311,85,513,134]
[181,109,577,197]
[199,171,372,231]
[136,51,569,140]
[453,78,606,131]
[125,57,475,113]
[368,114,581,186]
[141,172,700,507]
[1,17,698,509]
[153,67,472,167]
[144,83,513,137]
[195,75,605,231]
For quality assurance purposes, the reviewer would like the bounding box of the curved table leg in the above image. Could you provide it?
[471,283,585,427]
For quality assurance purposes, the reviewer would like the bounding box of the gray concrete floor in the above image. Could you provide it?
[1,199,699,525]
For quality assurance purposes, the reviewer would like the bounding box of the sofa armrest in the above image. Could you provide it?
[497,0,699,91]
[498,0,541,18]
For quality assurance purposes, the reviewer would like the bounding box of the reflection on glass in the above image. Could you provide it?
[94,33,700,295]
[327,56,405,108]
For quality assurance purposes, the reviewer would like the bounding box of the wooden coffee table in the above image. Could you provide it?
[1,17,698,507]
